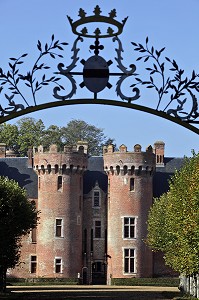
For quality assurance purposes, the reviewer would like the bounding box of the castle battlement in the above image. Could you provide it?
[33,143,88,174]
[103,144,156,175]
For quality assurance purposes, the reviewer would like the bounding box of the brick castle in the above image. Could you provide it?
[0,141,183,284]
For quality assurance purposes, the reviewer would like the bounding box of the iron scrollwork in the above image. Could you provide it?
[113,36,140,102]
[53,36,83,100]
[53,5,140,101]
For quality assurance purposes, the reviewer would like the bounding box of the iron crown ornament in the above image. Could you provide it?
[53,5,140,101]
[67,6,128,38]
[0,6,198,134]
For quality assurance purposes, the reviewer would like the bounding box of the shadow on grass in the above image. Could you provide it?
[0,290,181,300]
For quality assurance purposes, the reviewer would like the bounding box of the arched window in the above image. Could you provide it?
[47,164,51,174]
[116,165,120,175]
[110,166,114,175]
[55,164,59,174]
[123,165,128,175]
[130,166,135,175]
[62,164,66,174]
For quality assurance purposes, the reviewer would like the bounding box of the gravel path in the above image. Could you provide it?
[6,285,180,300]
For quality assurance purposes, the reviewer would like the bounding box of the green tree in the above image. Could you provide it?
[61,119,115,156]
[0,176,38,292]
[0,117,115,156]
[147,152,199,275]
[0,123,19,150]
[42,125,63,150]
[16,117,45,156]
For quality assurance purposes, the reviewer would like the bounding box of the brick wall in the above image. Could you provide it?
[104,144,156,279]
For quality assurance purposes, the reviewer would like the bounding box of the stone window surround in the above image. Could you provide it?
[94,219,102,239]
[92,189,101,208]
[54,257,63,274]
[55,218,64,238]
[122,247,136,274]
[122,216,137,239]
[30,255,37,274]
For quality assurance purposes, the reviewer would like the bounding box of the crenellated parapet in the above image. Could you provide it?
[103,143,155,176]
[33,143,88,175]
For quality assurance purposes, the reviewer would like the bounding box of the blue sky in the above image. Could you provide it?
[1,0,199,157]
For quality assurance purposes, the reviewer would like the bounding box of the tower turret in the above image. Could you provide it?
[33,143,87,278]
[104,144,155,280]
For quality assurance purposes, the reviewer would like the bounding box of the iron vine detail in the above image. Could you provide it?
[131,37,199,124]
[0,5,198,133]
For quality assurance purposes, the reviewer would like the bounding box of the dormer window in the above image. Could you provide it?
[92,181,101,208]
[93,191,100,207]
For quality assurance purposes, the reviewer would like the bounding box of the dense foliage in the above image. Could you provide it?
[147,152,199,275]
[61,119,115,156]
[0,117,115,156]
[0,177,38,292]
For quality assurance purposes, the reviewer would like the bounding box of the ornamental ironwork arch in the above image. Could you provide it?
[0,6,199,134]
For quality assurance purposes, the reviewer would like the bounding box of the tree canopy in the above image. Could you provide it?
[61,119,115,156]
[147,151,199,275]
[0,176,38,291]
[0,117,115,156]
[16,117,45,156]
[0,123,19,150]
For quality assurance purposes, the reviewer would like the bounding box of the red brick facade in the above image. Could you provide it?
[103,144,155,281]
[6,141,176,283]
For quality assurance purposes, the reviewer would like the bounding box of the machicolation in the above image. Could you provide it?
[103,143,156,175]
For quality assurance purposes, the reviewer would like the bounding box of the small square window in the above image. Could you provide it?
[55,258,62,273]
[130,178,135,191]
[58,176,62,190]
[55,219,63,237]
[31,228,37,243]
[30,255,37,273]
[95,220,101,238]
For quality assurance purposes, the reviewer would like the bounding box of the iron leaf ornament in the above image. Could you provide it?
[0,35,68,116]
[131,37,199,123]
[0,5,198,133]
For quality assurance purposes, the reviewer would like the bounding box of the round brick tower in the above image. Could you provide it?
[33,143,88,278]
[103,143,156,281]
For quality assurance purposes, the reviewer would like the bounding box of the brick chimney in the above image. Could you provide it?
[153,141,165,166]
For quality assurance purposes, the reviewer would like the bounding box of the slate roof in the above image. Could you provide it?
[86,156,185,198]
[83,170,107,194]
[87,156,104,172]
[0,158,38,199]
[0,155,185,200]
[84,156,107,194]
[153,157,185,198]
